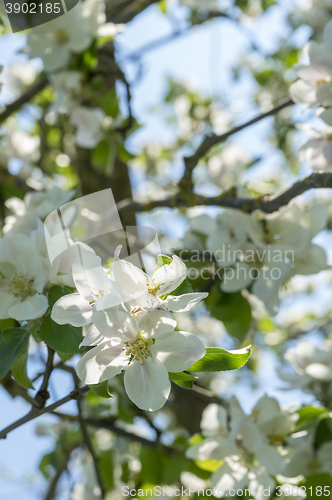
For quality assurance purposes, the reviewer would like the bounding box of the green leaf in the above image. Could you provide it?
[206,290,252,339]
[99,451,114,489]
[92,140,110,169]
[170,278,193,297]
[39,316,83,354]
[155,254,172,271]
[0,328,30,379]
[315,418,332,447]
[302,474,332,498]
[11,347,34,389]
[158,0,167,13]
[89,381,113,399]
[48,285,75,310]
[295,406,329,431]
[140,448,165,484]
[187,346,251,372]
[169,372,197,389]
[223,298,252,339]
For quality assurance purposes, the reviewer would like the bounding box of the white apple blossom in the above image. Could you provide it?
[51,251,118,328]
[283,432,332,478]
[290,0,332,31]
[6,130,40,162]
[25,0,102,72]
[205,210,250,267]
[70,107,106,149]
[201,143,250,190]
[76,308,206,411]
[1,61,37,100]
[0,234,48,320]
[289,64,332,107]
[3,186,75,236]
[251,395,299,442]
[278,339,332,392]
[111,248,208,313]
[186,397,283,499]
[48,71,82,118]
[306,19,332,66]
[299,125,332,170]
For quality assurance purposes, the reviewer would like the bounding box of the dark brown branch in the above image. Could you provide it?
[34,347,55,409]
[119,12,232,62]
[0,78,48,125]
[0,386,90,440]
[178,98,294,191]
[54,412,184,458]
[118,172,332,215]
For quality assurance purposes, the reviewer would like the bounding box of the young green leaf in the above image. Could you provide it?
[155,254,173,271]
[89,381,113,399]
[187,346,251,372]
[48,285,76,310]
[0,328,30,379]
[169,371,197,389]
[11,346,34,389]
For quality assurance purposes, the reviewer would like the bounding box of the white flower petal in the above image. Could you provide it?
[73,251,113,301]
[8,294,48,321]
[76,342,127,385]
[80,324,107,347]
[92,306,138,340]
[151,330,205,372]
[153,255,187,295]
[124,357,171,411]
[138,309,177,337]
[51,293,92,327]
[162,292,208,312]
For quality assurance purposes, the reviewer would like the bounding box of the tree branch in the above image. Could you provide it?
[0,386,90,440]
[0,78,48,125]
[178,97,294,191]
[34,347,55,409]
[118,172,332,215]
[54,411,184,458]
[77,398,106,498]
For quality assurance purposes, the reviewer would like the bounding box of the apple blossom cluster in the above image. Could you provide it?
[0,187,83,321]
[51,249,208,411]
[185,395,332,499]
[183,201,329,315]
[279,338,332,405]
[289,18,332,170]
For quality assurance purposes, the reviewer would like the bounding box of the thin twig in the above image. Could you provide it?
[118,171,332,215]
[0,386,90,440]
[44,453,69,500]
[178,97,294,191]
[34,347,55,409]
[54,412,184,458]
[0,78,48,125]
[119,12,232,62]
[77,397,106,498]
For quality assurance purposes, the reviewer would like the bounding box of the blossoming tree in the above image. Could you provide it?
[1,0,332,499]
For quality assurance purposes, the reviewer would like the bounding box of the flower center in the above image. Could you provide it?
[317,78,330,86]
[89,289,105,307]
[56,29,70,44]
[146,279,162,296]
[124,333,155,365]
[8,274,35,300]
